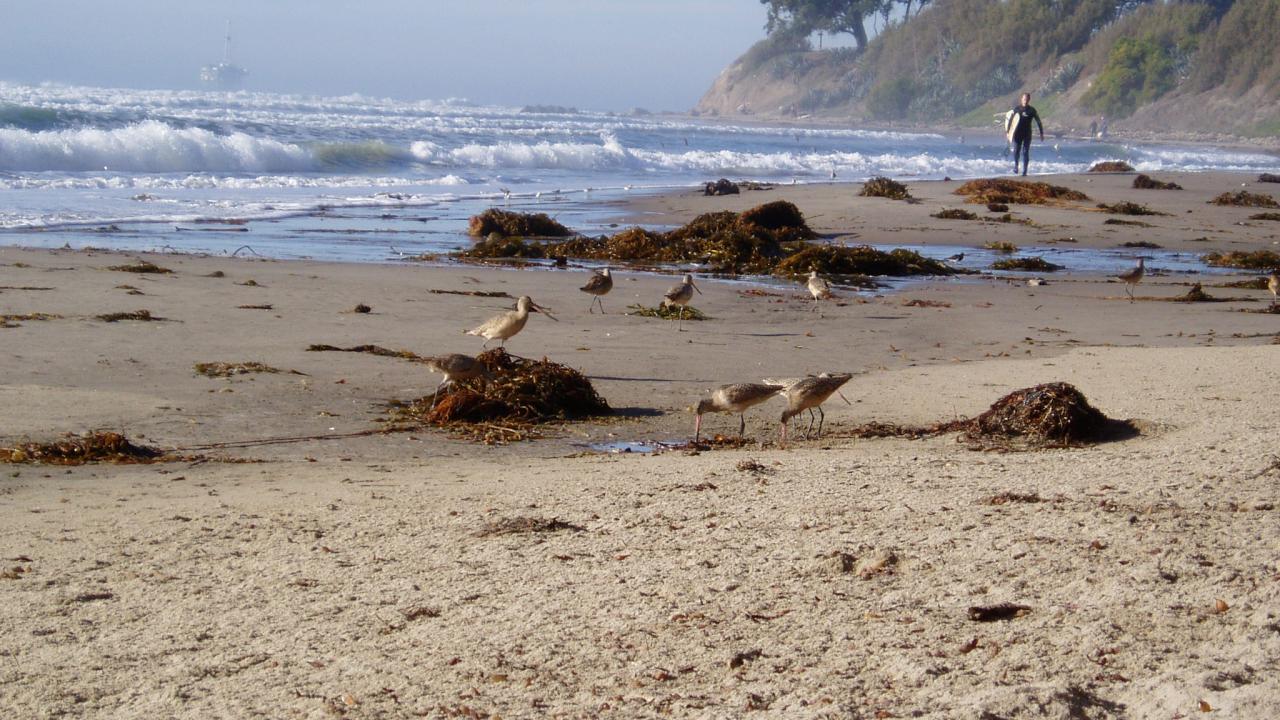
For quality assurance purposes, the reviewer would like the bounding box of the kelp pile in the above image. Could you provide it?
[194,362,283,378]
[626,303,709,321]
[1104,218,1153,227]
[0,431,170,465]
[1132,174,1182,190]
[932,209,978,220]
[1202,250,1280,269]
[1249,212,1280,221]
[394,349,611,443]
[107,261,172,274]
[955,178,1089,205]
[1098,201,1166,216]
[984,241,1018,254]
[859,176,912,201]
[96,309,164,322]
[467,209,571,238]
[840,383,1128,451]
[774,245,954,279]
[960,382,1120,450]
[1258,173,1280,184]
[703,178,740,196]
[986,202,1010,212]
[1210,191,1279,208]
[992,257,1063,272]
[1089,161,1135,173]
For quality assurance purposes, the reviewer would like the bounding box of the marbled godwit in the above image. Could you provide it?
[465,295,557,348]
[423,353,488,409]
[778,373,853,445]
[662,273,701,331]
[1268,270,1279,307]
[580,268,613,313]
[1117,258,1145,303]
[806,270,831,312]
[690,383,784,441]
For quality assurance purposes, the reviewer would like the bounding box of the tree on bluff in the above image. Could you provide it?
[762,0,911,52]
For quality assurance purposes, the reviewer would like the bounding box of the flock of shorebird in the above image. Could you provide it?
[424,256,1279,446]
[422,266,852,445]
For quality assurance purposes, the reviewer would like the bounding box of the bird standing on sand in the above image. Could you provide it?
[1268,270,1279,307]
[465,295,557,348]
[580,268,613,314]
[1117,258,1145,303]
[423,353,488,409]
[806,270,832,311]
[690,383,784,441]
[777,374,854,445]
[663,273,702,331]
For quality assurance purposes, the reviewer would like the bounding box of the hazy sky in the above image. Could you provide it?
[0,0,767,110]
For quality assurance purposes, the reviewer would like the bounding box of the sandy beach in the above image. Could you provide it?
[3,170,1280,718]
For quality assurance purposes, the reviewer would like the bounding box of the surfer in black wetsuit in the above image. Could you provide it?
[1006,93,1044,176]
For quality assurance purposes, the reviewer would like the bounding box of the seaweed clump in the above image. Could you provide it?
[0,432,168,465]
[859,176,912,200]
[107,261,172,274]
[96,309,164,322]
[1132,174,1182,190]
[992,257,1063,272]
[704,178,740,196]
[1089,161,1135,173]
[1098,201,1166,216]
[932,208,978,220]
[194,362,282,377]
[960,383,1118,450]
[1248,212,1280,221]
[1258,173,1280,184]
[1210,191,1279,208]
[1202,250,1280,269]
[627,303,709,321]
[467,209,571,238]
[774,245,954,279]
[394,348,611,443]
[955,179,1089,205]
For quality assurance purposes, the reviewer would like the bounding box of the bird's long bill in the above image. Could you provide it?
[837,390,852,405]
[533,303,559,321]
[692,281,702,295]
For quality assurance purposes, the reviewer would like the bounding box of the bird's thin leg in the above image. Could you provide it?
[587,299,595,314]
[817,406,825,438]
[738,413,746,437]
[694,414,702,443]
[598,297,606,314]
[430,378,448,410]
[806,409,816,439]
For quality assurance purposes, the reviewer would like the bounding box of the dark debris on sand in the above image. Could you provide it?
[477,516,586,537]
[932,208,978,220]
[1132,174,1182,190]
[955,178,1089,206]
[1210,191,1279,208]
[96,309,165,322]
[107,261,173,274]
[1202,250,1280,269]
[0,431,177,465]
[992,257,1063,272]
[859,176,912,201]
[393,349,611,444]
[1097,201,1167,216]
[467,209,571,238]
[1088,161,1134,173]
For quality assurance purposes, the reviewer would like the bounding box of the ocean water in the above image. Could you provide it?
[2,81,1278,263]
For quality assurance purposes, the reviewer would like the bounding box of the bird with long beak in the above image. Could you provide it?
[1117,258,1145,303]
[663,273,702,331]
[776,373,854,446]
[423,353,489,409]
[580,267,613,313]
[690,383,784,441]
[1268,269,1278,307]
[465,295,557,348]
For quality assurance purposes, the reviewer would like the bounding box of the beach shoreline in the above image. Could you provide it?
[3,168,1280,717]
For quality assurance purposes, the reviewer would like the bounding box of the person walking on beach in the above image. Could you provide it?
[1005,92,1044,176]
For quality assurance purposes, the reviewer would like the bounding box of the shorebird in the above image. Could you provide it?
[1268,270,1279,307]
[945,252,965,263]
[777,373,854,446]
[662,273,702,331]
[465,295,557,348]
[805,270,831,311]
[690,383,784,441]
[423,353,488,409]
[580,268,613,313]
[1117,258,1145,303]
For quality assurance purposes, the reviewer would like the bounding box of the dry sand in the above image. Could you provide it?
[2,171,1279,718]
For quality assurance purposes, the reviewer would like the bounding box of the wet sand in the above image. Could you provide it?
[2,170,1279,717]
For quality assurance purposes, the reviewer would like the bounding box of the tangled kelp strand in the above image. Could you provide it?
[992,257,1063,272]
[775,245,954,279]
[0,431,175,465]
[96,309,165,322]
[859,176,912,200]
[1202,250,1280,269]
[194,362,299,378]
[932,209,978,220]
[392,348,611,443]
[107,261,172,274]
[467,209,570,238]
[955,178,1089,205]
[1132,174,1182,190]
[1088,161,1134,173]
[1210,191,1279,208]
[1097,201,1166,216]
[626,303,709,321]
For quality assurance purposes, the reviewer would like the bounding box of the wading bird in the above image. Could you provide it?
[465,295,557,348]
[1117,258,1145,303]
[580,268,613,313]
[690,383,784,441]
[662,273,701,331]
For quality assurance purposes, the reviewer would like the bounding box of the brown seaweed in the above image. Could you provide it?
[0,431,170,465]
[1210,191,1279,208]
[1202,250,1280,269]
[1088,161,1134,173]
[467,209,570,238]
[932,208,978,220]
[991,257,1063,272]
[1132,174,1182,190]
[859,176,912,201]
[954,178,1089,205]
[107,261,173,274]
[1097,201,1166,216]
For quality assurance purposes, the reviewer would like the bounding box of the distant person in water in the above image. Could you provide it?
[1005,92,1045,176]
